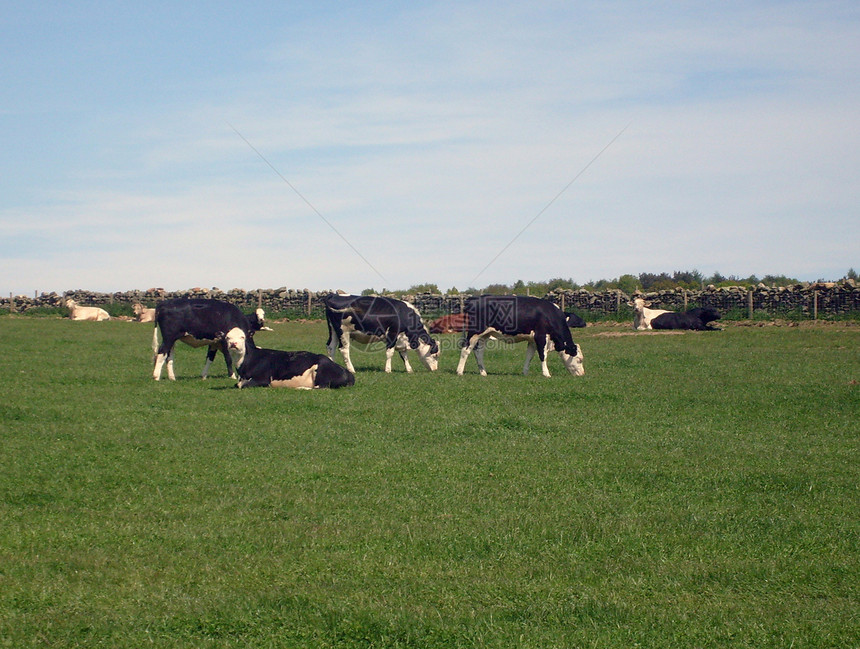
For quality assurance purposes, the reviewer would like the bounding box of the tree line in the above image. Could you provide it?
[363,269,858,298]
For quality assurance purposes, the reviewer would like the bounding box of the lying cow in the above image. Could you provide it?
[225,328,354,389]
[133,303,156,323]
[429,313,467,333]
[456,295,585,377]
[152,298,269,381]
[628,297,671,330]
[65,298,110,321]
[325,294,440,373]
[651,307,722,331]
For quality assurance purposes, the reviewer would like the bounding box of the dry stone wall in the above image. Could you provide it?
[3,281,858,319]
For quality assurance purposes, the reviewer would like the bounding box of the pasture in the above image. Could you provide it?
[0,316,857,648]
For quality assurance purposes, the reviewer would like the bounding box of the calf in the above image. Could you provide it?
[429,313,467,333]
[133,303,156,323]
[456,295,585,377]
[651,307,722,331]
[152,298,268,381]
[325,294,440,373]
[65,298,110,321]
[225,328,354,389]
[628,297,671,330]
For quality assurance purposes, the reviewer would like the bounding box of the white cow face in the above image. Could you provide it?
[560,344,585,376]
[225,327,247,367]
[416,339,440,371]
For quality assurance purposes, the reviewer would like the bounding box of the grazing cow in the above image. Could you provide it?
[152,298,268,381]
[651,306,722,331]
[325,294,440,373]
[429,313,467,333]
[628,297,672,330]
[65,298,110,321]
[224,328,354,389]
[133,303,156,323]
[456,295,585,377]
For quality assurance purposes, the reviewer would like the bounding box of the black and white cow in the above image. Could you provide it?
[224,328,354,389]
[325,294,440,373]
[650,307,722,331]
[152,298,269,381]
[456,295,585,377]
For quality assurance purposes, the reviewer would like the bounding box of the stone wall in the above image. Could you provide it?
[3,280,858,319]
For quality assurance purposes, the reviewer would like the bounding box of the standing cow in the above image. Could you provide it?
[325,294,440,373]
[456,295,585,377]
[152,298,268,381]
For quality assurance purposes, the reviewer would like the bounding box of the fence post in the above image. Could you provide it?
[258,289,262,309]
[9,293,13,314]
[307,291,312,316]
[459,295,464,314]
[683,289,688,310]
[561,293,565,312]
[748,288,754,320]
[813,290,818,321]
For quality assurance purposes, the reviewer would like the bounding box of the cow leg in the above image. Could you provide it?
[166,348,177,381]
[537,334,551,377]
[202,345,217,379]
[383,346,394,373]
[473,339,488,376]
[398,349,414,373]
[338,334,356,373]
[523,340,537,375]
[456,335,480,375]
[153,350,168,380]
[326,331,339,361]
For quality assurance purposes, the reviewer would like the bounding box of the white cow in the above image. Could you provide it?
[628,297,671,331]
[65,298,110,321]
[133,303,156,322]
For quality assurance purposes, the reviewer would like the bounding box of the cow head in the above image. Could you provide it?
[224,327,247,368]
[627,297,650,310]
[415,336,440,371]
[559,343,585,376]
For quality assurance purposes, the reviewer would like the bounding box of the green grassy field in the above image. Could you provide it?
[0,317,857,648]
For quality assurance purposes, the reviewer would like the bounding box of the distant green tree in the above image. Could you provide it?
[639,272,672,290]
[483,283,511,295]
[445,286,460,295]
[761,274,800,287]
[360,288,377,296]
[407,283,440,294]
[546,277,577,292]
[846,268,858,280]
[707,271,727,285]
[613,274,641,294]
[672,269,704,289]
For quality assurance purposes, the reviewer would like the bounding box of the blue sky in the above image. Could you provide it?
[2,1,858,295]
